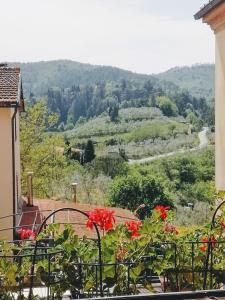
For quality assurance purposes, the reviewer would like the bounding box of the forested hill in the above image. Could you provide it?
[16,60,154,97]
[15,61,214,100]
[155,64,214,100]
[13,60,214,131]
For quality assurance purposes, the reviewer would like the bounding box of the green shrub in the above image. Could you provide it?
[92,155,128,178]
[156,96,178,117]
[107,173,172,218]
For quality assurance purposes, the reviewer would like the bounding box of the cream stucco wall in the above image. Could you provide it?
[0,108,13,239]
[215,28,225,190]
[15,112,22,211]
[0,107,22,240]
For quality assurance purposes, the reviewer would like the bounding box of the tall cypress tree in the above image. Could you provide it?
[84,140,95,164]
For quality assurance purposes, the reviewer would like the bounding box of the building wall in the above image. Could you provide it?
[15,111,22,212]
[215,28,225,190]
[0,108,13,240]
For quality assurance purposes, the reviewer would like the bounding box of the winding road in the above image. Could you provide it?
[128,127,209,165]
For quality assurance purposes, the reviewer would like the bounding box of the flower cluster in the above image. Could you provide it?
[17,228,36,240]
[125,220,142,239]
[200,236,217,252]
[86,208,115,231]
[154,205,170,220]
[164,223,179,235]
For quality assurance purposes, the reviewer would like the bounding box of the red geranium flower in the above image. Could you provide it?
[125,220,142,239]
[17,228,36,240]
[86,208,115,232]
[221,221,225,229]
[200,236,217,252]
[164,223,179,235]
[154,205,170,220]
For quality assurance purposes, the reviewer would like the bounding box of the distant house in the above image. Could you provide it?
[0,64,24,239]
[195,0,225,190]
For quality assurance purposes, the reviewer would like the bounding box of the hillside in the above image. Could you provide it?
[155,64,214,100]
[15,60,154,97]
[13,60,214,136]
[67,107,198,160]
[13,61,214,101]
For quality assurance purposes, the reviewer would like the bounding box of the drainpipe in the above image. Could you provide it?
[11,107,17,240]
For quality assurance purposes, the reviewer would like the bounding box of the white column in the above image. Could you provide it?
[215,29,225,190]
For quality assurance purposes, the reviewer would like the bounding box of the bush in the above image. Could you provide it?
[92,155,128,178]
[107,173,172,218]
[178,181,215,206]
[156,96,178,117]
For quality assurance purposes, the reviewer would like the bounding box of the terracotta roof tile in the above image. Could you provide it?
[21,199,137,239]
[0,66,21,105]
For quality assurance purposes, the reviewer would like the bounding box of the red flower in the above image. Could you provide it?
[154,205,170,220]
[221,221,225,229]
[200,236,217,252]
[125,220,142,239]
[164,223,179,235]
[17,228,36,240]
[86,208,115,232]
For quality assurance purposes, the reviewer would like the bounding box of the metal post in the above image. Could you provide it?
[71,182,78,203]
[27,172,34,207]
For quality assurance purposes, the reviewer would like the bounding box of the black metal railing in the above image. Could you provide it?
[0,202,225,299]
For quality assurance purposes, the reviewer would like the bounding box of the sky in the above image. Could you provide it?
[0,0,214,74]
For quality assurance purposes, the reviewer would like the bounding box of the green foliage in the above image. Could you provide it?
[20,100,75,198]
[107,173,172,217]
[132,148,216,213]
[84,140,96,164]
[3,205,225,297]
[126,121,188,143]
[92,154,128,178]
[178,181,215,206]
[18,61,213,131]
[19,60,153,97]
[156,64,214,100]
[156,96,178,117]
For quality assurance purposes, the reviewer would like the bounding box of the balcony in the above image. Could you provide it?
[1,203,225,299]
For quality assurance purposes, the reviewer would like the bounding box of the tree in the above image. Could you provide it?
[168,123,178,138]
[156,96,178,117]
[108,105,119,122]
[83,140,95,164]
[20,100,73,197]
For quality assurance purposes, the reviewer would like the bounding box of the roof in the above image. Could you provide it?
[0,64,24,108]
[20,199,137,239]
[194,0,225,20]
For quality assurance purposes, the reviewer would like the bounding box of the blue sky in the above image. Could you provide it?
[0,0,214,74]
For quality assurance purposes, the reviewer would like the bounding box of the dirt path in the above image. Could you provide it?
[128,127,209,165]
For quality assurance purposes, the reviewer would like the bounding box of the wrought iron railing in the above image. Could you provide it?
[0,203,225,299]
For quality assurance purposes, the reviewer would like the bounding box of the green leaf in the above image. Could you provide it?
[130,264,142,280]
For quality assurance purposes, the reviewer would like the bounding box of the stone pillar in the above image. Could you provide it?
[71,182,78,203]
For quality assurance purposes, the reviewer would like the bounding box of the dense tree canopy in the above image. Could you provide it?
[20,100,74,197]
